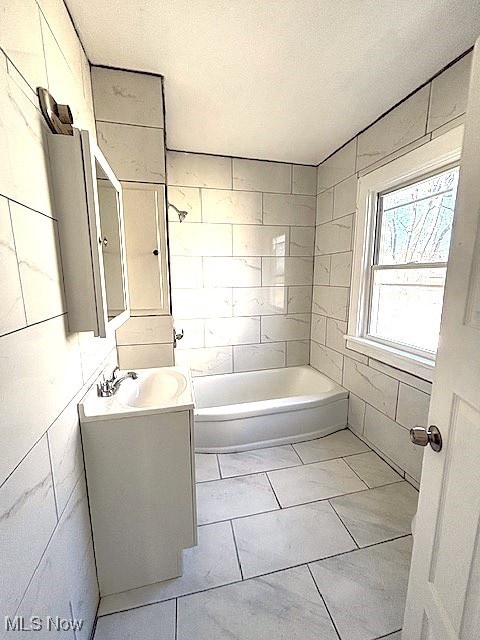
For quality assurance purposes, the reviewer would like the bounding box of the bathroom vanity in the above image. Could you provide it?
[79,366,196,596]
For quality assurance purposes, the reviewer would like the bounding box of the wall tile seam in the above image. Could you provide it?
[95,119,165,132]
[168,184,318,199]
[2,192,59,223]
[35,0,83,81]
[346,393,411,434]
[2,48,45,108]
[11,475,91,619]
[0,345,116,488]
[425,81,434,136]
[314,210,354,227]
[45,432,60,522]
[345,426,409,481]
[168,150,316,172]
[0,311,67,342]
[6,199,29,325]
[365,358,433,392]
[322,48,472,172]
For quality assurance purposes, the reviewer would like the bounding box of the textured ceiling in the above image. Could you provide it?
[66,0,480,164]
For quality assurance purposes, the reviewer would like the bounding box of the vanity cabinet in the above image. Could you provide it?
[121,182,170,316]
[48,128,130,337]
[82,409,196,596]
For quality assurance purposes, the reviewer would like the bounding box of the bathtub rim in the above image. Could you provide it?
[194,389,348,422]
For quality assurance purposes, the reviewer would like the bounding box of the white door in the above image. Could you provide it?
[403,40,480,639]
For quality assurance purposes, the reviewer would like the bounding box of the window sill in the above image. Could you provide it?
[345,335,434,382]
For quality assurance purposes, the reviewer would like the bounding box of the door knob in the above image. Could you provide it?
[410,425,442,452]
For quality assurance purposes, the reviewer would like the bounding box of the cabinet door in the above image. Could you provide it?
[121,183,170,315]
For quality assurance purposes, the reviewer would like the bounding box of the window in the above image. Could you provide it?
[347,126,463,380]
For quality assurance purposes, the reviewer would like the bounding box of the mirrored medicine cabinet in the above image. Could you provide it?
[48,128,130,337]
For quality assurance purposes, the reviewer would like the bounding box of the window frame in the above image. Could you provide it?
[346,125,464,381]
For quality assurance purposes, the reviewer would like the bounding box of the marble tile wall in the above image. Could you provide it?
[311,51,473,483]
[0,2,114,636]
[167,152,317,375]
[91,67,175,369]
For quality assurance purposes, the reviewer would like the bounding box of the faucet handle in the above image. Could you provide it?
[111,366,120,380]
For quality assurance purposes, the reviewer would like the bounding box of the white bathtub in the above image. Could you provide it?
[193,365,348,453]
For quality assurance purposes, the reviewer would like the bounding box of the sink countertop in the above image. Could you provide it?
[79,365,195,423]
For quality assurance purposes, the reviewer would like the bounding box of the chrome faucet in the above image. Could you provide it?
[97,366,138,397]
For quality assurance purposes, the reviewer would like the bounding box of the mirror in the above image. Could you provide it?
[96,160,127,321]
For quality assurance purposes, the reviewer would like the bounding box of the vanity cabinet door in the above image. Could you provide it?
[122,183,170,316]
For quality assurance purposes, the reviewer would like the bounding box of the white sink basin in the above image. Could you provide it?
[117,369,188,408]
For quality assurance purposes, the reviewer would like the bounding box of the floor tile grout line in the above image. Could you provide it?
[327,498,360,549]
[97,534,413,619]
[195,449,387,484]
[201,460,304,483]
[197,480,412,527]
[214,453,222,479]
[174,597,178,640]
[265,472,283,509]
[291,442,307,464]
[97,578,245,619]
[288,442,304,465]
[374,630,402,639]
[341,455,374,488]
[306,564,342,640]
[229,519,245,580]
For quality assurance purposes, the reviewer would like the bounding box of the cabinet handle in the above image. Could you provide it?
[99,236,109,247]
[152,249,159,256]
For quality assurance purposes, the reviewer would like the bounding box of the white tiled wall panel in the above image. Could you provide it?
[0,197,26,335]
[356,85,430,171]
[168,151,232,189]
[205,316,260,347]
[310,341,343,384]
[203,257,262,288]
[316,188,334,225]
[232,158,291,193]
[168,186,202,223]
[97,121,166,183]
[0,437,57,617]
[364,406,424,482]
[170,222,233,257]
[0,2,104,634]
[233,287,287,316]
[233,342,286,372]
[10,202,65,325]
[263,193,316,226]
[175,346,233,376]
[315,215,353,255]
[117,343,174,369]
[0,52,54,217]
[312,286,349,321]
[427,52,472,133]
[317,139,356,192]
[286,340,310,366]
[92,67,164,127]
[262,256,313,287]
[0,0,47,90]
[261,314,311,342]
[233,225,290,257]
[289,226,315,256]
[292,165,317,195]
[116,315,173,345]
[309,55,471,482]
[173,288,232,319]
[333,175,357,219]
[202,189,262,224]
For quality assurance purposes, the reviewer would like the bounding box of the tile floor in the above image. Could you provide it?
[94,429,418,640]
